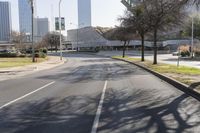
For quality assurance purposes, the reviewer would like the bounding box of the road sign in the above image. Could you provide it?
[55,17,65,31]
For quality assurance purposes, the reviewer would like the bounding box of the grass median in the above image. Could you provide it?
[0,57,48,68]
[113,56,200,92]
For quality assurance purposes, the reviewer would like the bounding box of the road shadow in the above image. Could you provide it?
[0,88,200,133]
[98,88,200,133]
[0,95,99,133]
[36,59,148,83]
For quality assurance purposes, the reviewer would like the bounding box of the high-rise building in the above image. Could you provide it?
[0,1,12,42]
[18,0,32,34]
[36,18,49,40]
[78,0,91,28]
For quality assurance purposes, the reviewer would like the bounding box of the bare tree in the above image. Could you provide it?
[143,0,186,64]
[11,31,28,53]
[120,6,150,62]
[104,27,135,58]
[42,32,63,52]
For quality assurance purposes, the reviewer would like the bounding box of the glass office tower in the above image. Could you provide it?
[18,0,32,34]
[78,0,91,28]
[0,1,11,42]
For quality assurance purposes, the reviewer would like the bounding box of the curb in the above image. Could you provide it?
[113,57,200,101]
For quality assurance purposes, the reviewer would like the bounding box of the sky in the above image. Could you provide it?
[5,0,126,34]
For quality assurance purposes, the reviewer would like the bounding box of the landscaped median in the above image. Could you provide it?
[0,57,48,68]
[112,56,200,95]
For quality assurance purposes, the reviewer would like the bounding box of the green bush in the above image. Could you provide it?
[181,51,190,57]
[18,54,26,58]
[39,48,47,54]
[35,52,47,58]
[0,53,17,57]
[195,51,200,57]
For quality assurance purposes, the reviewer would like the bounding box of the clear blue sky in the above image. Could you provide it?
[6,0,125,33]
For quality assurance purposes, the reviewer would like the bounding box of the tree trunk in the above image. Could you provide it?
[51,44,53,53]
[123,41,127,58]
[141,34,145,62]
[153,28,158,64]
[55,43,58,53]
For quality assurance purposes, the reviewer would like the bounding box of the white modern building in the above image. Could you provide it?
[78,0,91,28]
[36,18,49,40]
[0,1,12,42]
[67,27,154,51]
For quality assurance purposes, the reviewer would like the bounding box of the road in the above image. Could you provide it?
[0,53,200,133]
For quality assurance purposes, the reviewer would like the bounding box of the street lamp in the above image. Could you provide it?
[191,7,196,58]
[177,30,183,67]
[29,0,35,62]
[59,0,63,60]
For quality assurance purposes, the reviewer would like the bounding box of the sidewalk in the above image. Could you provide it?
[0,56,66,82]
[96,51,200,69]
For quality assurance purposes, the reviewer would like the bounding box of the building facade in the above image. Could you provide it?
[36,18,49,40]
[78,0,91,28]
[0,1,12,42]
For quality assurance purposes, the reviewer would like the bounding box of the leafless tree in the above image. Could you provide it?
[42,32,63,52]
[143,0,186,64]
[104,27,135,58]
[120,6,150,61]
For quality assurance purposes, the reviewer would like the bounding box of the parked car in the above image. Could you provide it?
[172,51,179,56]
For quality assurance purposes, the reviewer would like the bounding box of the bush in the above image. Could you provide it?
[40,48,47,54]
[181,51,190,57]
[0,53,17,57]
[35,52,47,58]
[195,51,200,57]
[18,54,26,58]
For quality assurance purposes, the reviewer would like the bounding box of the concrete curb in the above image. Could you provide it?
[0,56,67,82]
[113,57,200,101]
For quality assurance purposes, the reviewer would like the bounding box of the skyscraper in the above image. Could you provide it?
[78,0,91,28]
[36,18,49,40]
[0,1,12,42]
[18,0,32,34]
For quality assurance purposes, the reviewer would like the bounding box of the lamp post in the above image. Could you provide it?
[29,0,35,62]
[59,0,63,60]
[177,30,183,67]
[191,15,194,58]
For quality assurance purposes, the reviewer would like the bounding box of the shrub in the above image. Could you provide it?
[40,48,47,54]
[35,52,47,58]
[18,54,26,58]
[181,51,190,57]
[195,51,200,57]
[0,53,17,57]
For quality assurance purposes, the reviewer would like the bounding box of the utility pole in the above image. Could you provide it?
[191,16,194,58]
[30,0,35,62]
[59,0,63,60]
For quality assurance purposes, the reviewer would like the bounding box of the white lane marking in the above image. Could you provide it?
[91,80,108,133]
[0,81,55,110]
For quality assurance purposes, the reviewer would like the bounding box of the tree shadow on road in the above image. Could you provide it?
[0,88,200,133]
[0,95,99,133]
[98,88,200,133]
[36,61,147,84]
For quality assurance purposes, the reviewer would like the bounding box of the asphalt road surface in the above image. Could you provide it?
[0,53,200,133]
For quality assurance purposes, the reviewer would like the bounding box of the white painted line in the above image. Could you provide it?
[0,81,55,110]
[91,80,108,133]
